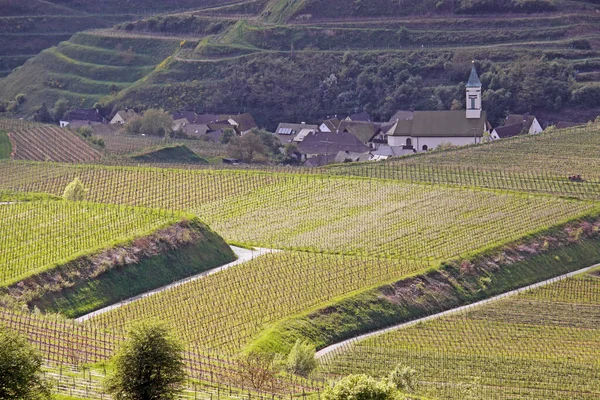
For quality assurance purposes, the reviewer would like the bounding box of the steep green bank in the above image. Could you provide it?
[0,131,11,159]
[14,219,234,318]
[247,217,600,354]
[130,144,209,164]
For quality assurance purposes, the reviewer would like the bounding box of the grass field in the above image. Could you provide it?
[319,267,600,399]
[0,200,181,286]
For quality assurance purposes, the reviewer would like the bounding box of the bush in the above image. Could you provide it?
[286,339,317,377]
[323,374,394,400]
[0,325,51,399]
[63,178,88,201]
[388,364,418,393]
[15,93,27,104]
[104,321,185,400]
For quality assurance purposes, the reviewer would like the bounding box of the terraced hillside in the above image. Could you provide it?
[0,0,239,78]
[1,0,598,124]
[7,124,104,162]
[319,265,600,399]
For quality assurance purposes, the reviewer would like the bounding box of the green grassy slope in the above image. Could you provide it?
[30,219,235,317]
[129,144,209,164]
[248,218,600,354]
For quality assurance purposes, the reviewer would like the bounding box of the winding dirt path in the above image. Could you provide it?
[75,246,278,322]
[315,263,600,359]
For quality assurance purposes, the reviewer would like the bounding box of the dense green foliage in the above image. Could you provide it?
[105,321,185,400]
[0,325,51,399]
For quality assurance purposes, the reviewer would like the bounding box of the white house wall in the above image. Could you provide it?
[388,135,481,151]
[529,118,543,134]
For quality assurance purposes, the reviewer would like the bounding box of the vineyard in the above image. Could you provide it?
[0,161,595,258]
[318,267,600,399]
[0,200,181,286]
[1,123,600,398]
[88,251,428,354]
[6,125,104,163]
[328,124,600,200]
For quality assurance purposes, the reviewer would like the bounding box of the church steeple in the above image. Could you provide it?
[466,61,482,119]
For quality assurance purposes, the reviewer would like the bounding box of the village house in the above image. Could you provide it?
[274,122,319,144]
[110,109,138,125]
[297,130,370,160]
[336,120,379,147]
[60,108,107,128]
[490,114,543,140]
[345,111,372,122]
[386,63,489,151]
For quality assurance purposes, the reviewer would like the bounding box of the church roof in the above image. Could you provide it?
[466,64,482,88]
[388,111,486,137]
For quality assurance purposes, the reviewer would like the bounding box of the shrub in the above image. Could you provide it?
[15,93,27,104]
[63,178,88,201]
[388,364,418,393]
[286,339,317,377]
[323,374,394,400]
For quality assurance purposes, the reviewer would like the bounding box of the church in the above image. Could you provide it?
[386,63,490,152]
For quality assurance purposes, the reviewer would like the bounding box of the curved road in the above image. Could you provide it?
[315,263,600,359]
[76,246,278,322]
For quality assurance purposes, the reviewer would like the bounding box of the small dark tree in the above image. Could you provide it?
[0,325,51,400]
[104,321,185,400]
[220,128,236,144]
[52,97,70,122]
[33,103,53,123]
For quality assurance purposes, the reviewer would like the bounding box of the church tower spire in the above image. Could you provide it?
[466,61,482,119]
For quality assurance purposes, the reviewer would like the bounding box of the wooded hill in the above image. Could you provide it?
[0,0,598,127]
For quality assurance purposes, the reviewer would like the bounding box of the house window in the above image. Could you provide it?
[469,96,476,110]
[406,138,412,146]
[422,145,428,151]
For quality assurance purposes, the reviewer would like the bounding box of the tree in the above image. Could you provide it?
[104,321,185,400]
[226,132,270,163]
[0,325,51,400]
[237,351,283,392]
[139,109,173,138]
[32,103,53,123]
[286,340,317,377]
[322,374,394,400]
[388,364,418,393]
[125,116,143,134]
[220,128,236,144]
[52,97,70,122]
[63,178,88,201]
